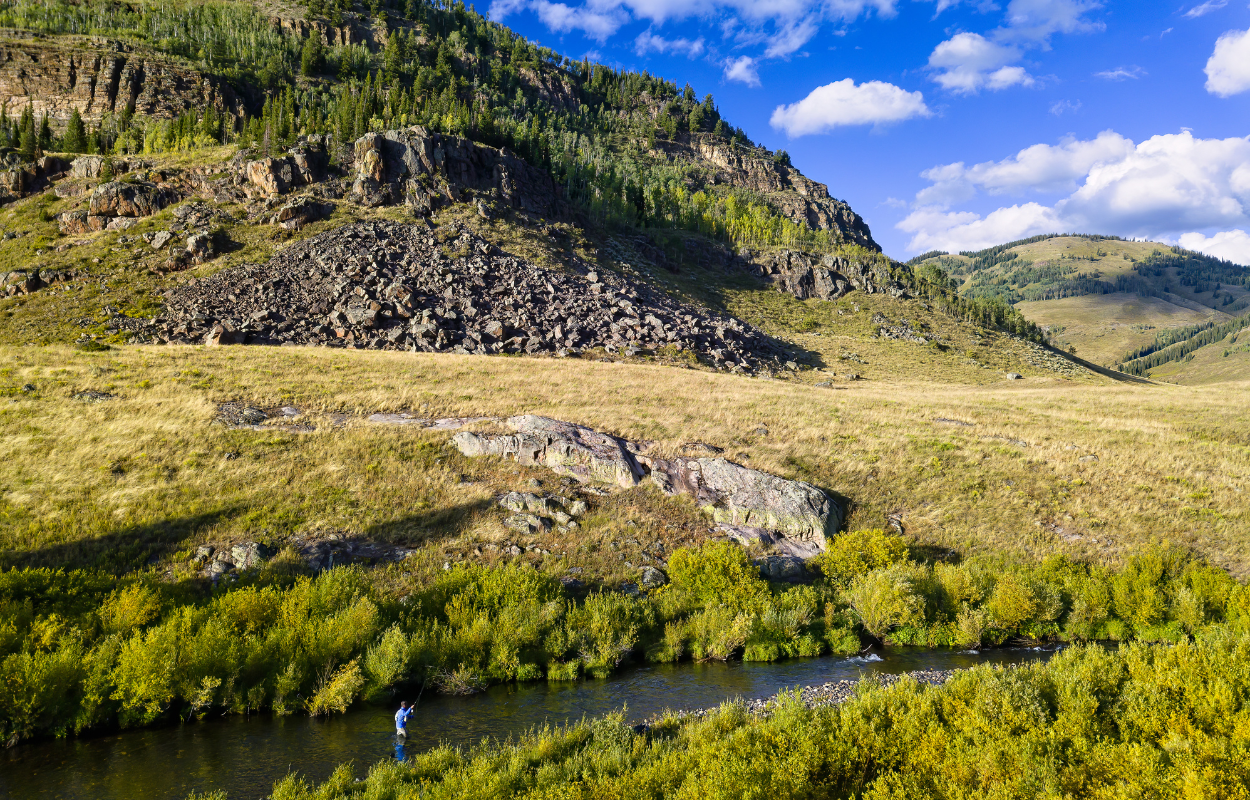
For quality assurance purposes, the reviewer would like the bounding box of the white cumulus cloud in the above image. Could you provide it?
[928,32,1033,93]
[723,55,761,86]
[491,0,629,39]
[634,30,705,57]
[898,131,1250,255]
[999,0,1105,45]
[926,0,1101,94]
[898,203,1063,253]
[1177,230,1250,266]
[1205,28,1250,97]
[916,131,1135,206]
[769,78,930,136]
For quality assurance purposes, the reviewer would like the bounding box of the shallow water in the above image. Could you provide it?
[1,647,1057,800]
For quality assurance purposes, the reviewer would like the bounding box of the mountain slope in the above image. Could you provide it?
[910,234,1250,370]
[0,0,1084,386]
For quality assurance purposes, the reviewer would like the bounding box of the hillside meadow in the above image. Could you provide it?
[2,344,1248,577]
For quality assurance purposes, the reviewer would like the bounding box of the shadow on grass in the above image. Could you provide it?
[361,498,495,544]
[1,506,245,574]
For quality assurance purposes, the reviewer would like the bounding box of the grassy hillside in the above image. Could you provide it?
[3,344,1247,578]
[1014,292,1225,366]
[911,235,1250,369]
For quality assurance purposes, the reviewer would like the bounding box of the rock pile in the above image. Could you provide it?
[454,415,840,556]
[150,220,790,371]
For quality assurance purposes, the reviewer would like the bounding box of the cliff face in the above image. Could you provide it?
[0,37,241,125]
[683,136,878,251]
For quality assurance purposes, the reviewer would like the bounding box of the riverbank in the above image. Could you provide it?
[651,664,962,725]
[245,636,1250,800]
[2,649,1055,800]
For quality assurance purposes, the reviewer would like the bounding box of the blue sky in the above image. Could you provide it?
[487,0,1250,264]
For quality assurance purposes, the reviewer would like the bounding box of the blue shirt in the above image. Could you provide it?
[395,707,412,729]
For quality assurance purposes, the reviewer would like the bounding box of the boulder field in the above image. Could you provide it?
[148,219,794,372]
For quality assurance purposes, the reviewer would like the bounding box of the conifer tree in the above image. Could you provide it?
[63,108,87,153]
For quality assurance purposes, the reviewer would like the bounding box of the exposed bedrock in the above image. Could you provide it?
[453,415,842,555]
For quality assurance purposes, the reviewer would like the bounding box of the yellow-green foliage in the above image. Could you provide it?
[308,659,364,716]
[251,634,1250,799]
[814,529,909,586]
[665,542,768,610]
[3,546,1249,743]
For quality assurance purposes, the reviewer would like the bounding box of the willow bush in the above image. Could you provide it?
[3,537,1249,744]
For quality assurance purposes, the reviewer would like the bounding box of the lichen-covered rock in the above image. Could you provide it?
[89,180,175,218]
[645,456,839,548]
[455,415,645,489]
[70,156,129,179]
[454,415,841,553]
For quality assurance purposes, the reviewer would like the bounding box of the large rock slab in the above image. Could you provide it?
[89,180,175,218]
[645,456,840,548]
[453,415,645,488]
[453,416,841,552]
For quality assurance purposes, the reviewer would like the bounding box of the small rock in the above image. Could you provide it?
[1078,454,1099,463]
[640,566,667,588]
[567,499,589,517]
[504,514,551,535]
[1006,373,1023,380]
[21,383,35,393]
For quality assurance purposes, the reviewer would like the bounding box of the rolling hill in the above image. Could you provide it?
[909,234,1250,374]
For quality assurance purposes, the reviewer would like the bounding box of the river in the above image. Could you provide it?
[1,646,1059,800]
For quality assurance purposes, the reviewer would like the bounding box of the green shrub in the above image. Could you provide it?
[814,528,909,586]
[666,542,768,610]
[307,659,363,715]
[844,563,924,641]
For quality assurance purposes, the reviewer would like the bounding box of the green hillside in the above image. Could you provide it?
[910,234,1250,369]
[1,2,1250,796]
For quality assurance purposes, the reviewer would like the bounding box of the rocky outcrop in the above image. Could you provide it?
[742,249,909,301]
[89,180,176,218]
[242,137,330,197]
[0,39,241,126]
[0,154,68,205]
[350,127,564,218]
[455,416,647,489]
[453,415,841,555]
[686,136,877,250]
[149,220,789,371]
[59,179,177,233]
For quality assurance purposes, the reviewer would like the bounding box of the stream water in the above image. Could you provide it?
[1,647,1059,800]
